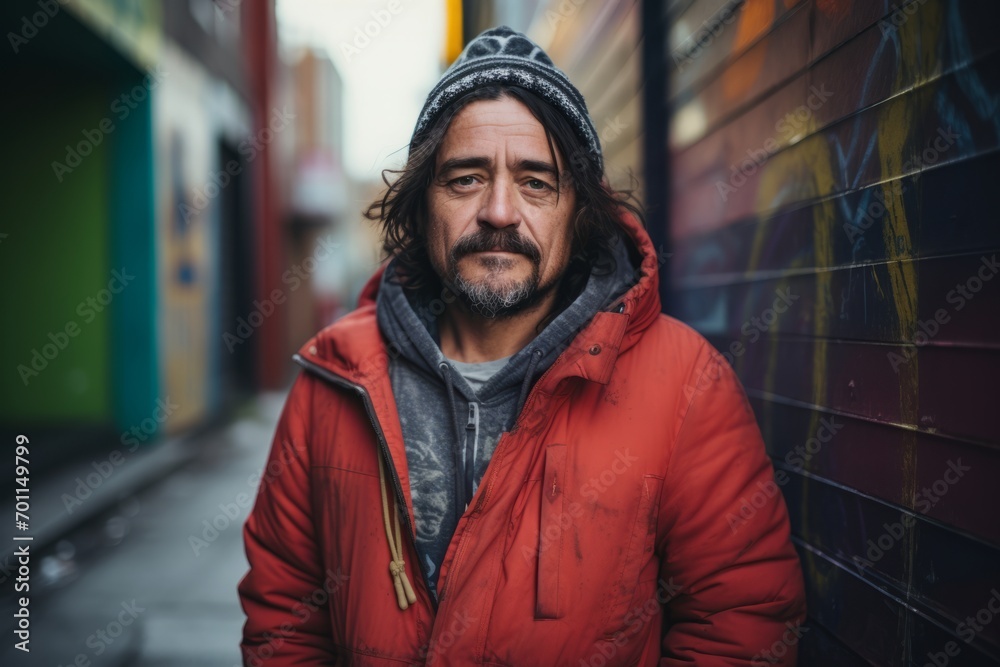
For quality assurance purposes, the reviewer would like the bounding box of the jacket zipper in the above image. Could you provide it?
[293,353,437,611]
[438,359,567,602]
[464,402,478,501]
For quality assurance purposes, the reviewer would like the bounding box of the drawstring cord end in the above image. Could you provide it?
[378,450,418,611]
[389,558,417,609]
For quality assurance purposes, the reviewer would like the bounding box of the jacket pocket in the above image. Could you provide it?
[535,442,567,619]
[600,474,664,635]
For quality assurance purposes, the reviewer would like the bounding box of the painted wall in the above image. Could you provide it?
[0,0,281,448]
[0,6,159,435]
[1,78,113,422]
[663,0,1000,664]
[153,41,256,432]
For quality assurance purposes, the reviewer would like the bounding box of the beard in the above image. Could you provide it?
[443,227,557,319]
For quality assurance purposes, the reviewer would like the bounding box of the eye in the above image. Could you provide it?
[526,178,551,191]
[452,175,477,187]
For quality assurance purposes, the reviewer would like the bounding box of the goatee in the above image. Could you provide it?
[445,228,553,319]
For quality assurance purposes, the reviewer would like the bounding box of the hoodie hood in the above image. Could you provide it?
[375,225,640,408]
[319,205,663,379]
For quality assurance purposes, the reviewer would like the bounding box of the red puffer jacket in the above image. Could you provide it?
[238,210,807,666]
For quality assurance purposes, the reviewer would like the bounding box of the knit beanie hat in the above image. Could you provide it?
[411,26,603,173]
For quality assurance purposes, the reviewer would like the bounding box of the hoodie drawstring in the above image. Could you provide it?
[439,361,469,520]
[377,450,417,610]
[515,349,544,416]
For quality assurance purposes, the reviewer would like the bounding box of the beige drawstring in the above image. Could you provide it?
[378,451,417,610]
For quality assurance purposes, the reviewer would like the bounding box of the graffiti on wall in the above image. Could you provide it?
[667,0,1000,663]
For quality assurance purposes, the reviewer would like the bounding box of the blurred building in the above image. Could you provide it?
[460,0,645,195]
[159,0,263,429]
[284,48,346,347]
[0,0,289,458]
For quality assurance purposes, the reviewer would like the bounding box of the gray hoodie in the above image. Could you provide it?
[374,229,639,599]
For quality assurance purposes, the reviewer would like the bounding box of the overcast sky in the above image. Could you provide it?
[277,0,446,182]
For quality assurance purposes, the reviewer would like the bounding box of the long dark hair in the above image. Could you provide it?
[364,84,645,327]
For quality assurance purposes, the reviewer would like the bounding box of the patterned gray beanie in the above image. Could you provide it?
[411,26,603,173]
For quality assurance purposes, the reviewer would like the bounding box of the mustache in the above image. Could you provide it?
[450,229,541,263]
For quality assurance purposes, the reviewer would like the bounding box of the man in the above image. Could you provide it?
[239,26,806,666]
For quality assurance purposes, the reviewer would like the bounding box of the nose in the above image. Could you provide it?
[478,179,521,230]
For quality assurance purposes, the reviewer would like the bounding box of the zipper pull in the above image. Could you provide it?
[466,403,477,430]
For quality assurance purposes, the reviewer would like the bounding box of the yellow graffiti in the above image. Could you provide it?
[875,2,942,649]
[748,115,836,597]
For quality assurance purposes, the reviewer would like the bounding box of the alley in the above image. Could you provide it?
[4,395,285,667]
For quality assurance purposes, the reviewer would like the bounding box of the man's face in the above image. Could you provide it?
[426,96,577,318]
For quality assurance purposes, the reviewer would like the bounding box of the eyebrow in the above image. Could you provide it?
[437,156,559,177]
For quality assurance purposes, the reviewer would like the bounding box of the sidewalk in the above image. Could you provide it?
[1,392,286,666]
[0,427,198,569]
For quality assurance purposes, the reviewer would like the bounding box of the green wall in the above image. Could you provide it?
[1,76,113,422]
[1,61,158,432]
